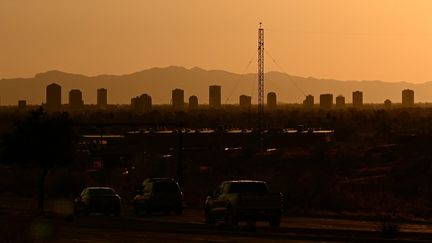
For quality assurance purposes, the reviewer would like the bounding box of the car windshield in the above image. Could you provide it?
[88,188,116,196]
[153,182,180,193]
[229,182,268,194]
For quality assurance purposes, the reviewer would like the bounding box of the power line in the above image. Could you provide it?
[265,50,307,97]
[225,52,257,103]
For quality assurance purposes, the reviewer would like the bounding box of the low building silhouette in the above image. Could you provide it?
[384,99,392,109]
[352,91,363,108]
[303,95,314,109]
[69,89,84,111]
[189,96,198,110]
[336,95,345,109]
[267,92,277,109]
[97,88,108,110]
[239,95,252,110]
[18,100,26,111]
[402,89,414,107]
[131,94,152,113]
[320,94,333,109]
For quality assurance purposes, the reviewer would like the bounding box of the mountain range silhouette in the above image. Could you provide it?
[0,66,427,105]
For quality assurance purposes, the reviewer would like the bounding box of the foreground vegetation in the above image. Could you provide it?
[2,107,432,220]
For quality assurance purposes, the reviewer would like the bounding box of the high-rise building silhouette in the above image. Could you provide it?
[209,85,221,108]
[336,95,345,109]
[384,99,392,109]
[267,92,276,109]
[352,91,363,108]
[239,95,252,110]
[140,94,152,112]
[97,88,107,110]
[18,100,26,111]
[172,89,184,110]
[131,96,142,113]
[320,94,333,109]
[303,95,314,109]
[189,96,198,110]
[69,89,83,111]
[402,89,414,107]
[46,83,61,112]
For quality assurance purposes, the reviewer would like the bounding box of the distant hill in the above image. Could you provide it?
[0,66,429,105]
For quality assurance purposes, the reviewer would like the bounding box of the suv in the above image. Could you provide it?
[133,178,183,215]
[204,180,283,227]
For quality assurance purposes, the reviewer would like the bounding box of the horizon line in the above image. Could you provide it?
[1,66,428,85]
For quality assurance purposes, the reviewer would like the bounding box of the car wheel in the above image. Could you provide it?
[74,203,84,217]
[225,206,238,226]
[269,217,280,228]
[82,206,90,216]
[133,204,140,215]
[73,204,80,216]
[145,207,152,215]
[205,208,215,225]
[175,207,183,216]
[142,201,152,215]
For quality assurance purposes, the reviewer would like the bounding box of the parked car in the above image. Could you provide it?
[133,178,183,215]
[74,187,121,216]
[204,180,283,227]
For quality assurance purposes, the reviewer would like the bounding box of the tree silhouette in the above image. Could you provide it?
[2,107,76,215]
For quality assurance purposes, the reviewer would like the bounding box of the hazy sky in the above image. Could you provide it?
[1,0,432,83]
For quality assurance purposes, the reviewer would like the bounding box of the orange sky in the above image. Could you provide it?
[1,0,432,83]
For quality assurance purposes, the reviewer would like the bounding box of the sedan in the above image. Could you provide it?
[74,187,121,216]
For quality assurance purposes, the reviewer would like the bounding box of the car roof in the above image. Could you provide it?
[223,180,266,184]
[143,178,177,183]
[85,187,115,190]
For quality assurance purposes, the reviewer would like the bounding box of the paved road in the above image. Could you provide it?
[57,227,322,243]
[121,208,432,234]
[2,197,432,242]
[46,209,432,242]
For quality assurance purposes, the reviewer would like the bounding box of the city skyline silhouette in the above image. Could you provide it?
[0,66,429,106]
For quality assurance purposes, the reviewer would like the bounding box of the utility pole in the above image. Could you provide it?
[176,130,183,186]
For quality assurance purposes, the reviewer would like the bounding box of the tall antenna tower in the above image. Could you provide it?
[258,23,265,129]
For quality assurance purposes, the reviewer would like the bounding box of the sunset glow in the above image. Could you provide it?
[2,0,432,83]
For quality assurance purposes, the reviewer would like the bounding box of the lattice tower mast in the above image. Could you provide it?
[258,23,265,128]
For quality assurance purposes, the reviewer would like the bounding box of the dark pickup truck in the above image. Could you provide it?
[204,180,283,227]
